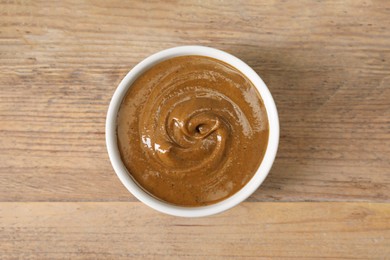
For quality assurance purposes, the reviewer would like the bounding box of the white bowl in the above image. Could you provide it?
[106,46,279,217]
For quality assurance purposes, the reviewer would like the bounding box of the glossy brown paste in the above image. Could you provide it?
[117,56,269,206]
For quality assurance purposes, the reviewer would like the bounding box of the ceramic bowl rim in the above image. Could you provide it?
[105,45,279,217]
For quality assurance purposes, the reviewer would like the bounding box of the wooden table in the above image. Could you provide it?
[1,1,389,258]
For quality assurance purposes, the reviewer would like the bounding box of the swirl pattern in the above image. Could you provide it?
[117,56,269,206]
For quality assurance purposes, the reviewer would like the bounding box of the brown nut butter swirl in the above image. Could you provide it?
[117,56,269,206]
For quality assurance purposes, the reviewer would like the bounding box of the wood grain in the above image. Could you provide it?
[1,202,389,259]
[1,1,390,258]
[1,0,390,203]
[1,0,390,202]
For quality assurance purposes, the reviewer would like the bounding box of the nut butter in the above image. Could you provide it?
[117,56,269,206]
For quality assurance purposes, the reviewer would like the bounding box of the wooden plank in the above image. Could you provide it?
[0,0,389,202]
[0,202,389,259]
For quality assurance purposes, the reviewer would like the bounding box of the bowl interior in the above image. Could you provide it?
[106,46,279,217]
